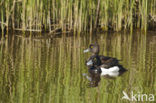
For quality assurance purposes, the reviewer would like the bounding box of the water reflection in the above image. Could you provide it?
[0,32,155,103]
[83,42,127,87]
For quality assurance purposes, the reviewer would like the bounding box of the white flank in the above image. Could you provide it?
[100,66,120,77]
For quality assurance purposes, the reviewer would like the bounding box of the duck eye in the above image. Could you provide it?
[91,46,93,48]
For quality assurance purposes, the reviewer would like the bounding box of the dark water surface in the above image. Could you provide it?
[0,32,156,103]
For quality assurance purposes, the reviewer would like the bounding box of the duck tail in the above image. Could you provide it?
[118,65,127,72]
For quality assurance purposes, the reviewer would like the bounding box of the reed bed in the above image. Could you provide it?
[0,0,156,34]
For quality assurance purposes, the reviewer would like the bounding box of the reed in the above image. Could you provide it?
[0,0,156,34]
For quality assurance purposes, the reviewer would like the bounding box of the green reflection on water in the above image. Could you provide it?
[0,32,156,103]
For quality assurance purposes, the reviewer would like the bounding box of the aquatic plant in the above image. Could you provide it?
[0,0,156,34]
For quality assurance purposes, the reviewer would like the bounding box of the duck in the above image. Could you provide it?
[86,55,127,77]
[84,43,127,77]
[84,43,120,68]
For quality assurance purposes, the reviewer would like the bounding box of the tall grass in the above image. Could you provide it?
[0,0,156,34]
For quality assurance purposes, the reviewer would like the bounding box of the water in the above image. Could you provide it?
[0,32,156,103]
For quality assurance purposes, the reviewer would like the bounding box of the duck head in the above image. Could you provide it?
[84,43,99,55]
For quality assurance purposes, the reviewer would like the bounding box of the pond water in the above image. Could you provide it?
[0,31,156,103]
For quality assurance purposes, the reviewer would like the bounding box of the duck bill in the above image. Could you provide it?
[83,48,90,53]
